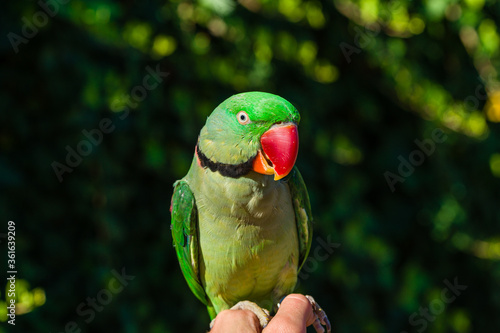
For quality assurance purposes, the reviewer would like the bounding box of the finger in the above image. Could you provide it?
[263,294,316,333]
[210,309,262,333]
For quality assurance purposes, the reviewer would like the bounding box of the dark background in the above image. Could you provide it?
[1,0,500,332]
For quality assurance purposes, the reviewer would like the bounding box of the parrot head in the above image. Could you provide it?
[197,92,300,180]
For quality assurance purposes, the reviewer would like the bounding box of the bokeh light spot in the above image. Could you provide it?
[489,153,500,178]
[409,16,425,34]
[152,35,177,58]
[298,40,317,65]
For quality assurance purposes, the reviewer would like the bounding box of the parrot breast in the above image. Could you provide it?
[186,159,299,313]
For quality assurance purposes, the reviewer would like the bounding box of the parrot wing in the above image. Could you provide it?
[287,167,314,272]
[171,180,208,305]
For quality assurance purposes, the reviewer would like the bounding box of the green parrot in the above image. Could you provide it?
[170,92,330,332]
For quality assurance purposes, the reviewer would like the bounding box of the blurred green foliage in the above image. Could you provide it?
[1,0,500,332]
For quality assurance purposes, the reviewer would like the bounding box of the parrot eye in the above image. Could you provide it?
[237,111,250,125]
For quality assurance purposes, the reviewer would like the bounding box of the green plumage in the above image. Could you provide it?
[170,92,313,320]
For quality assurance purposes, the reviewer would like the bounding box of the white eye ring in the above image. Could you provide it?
[237,111,250,125]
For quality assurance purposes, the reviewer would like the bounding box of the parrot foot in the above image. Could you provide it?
[208,301,270,330]
[209,301,270,330]
[305,295,331,333]
[230,300,271,328]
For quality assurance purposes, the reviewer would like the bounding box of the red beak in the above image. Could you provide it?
[253,123,299,180]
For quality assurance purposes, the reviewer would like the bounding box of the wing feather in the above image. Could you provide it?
[286,167,314,272]
[171,180,207,305]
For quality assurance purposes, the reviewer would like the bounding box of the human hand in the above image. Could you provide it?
[210,294,320,333]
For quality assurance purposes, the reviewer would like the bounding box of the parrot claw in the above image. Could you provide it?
[305,295,331,333]
[231,300,271,328]
[209,301,271,330]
